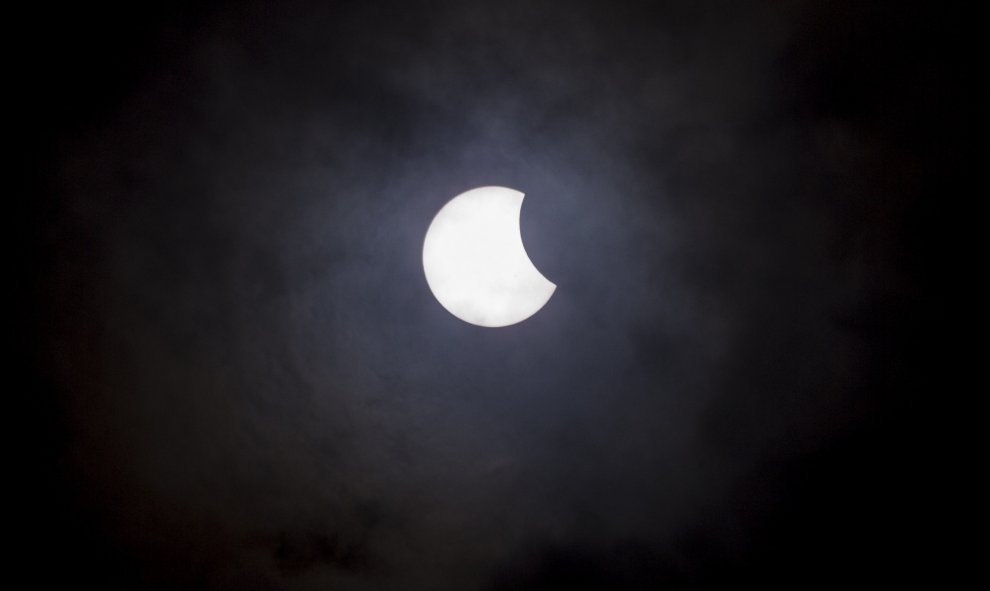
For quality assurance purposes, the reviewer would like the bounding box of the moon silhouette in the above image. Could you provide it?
[423,186,557,327]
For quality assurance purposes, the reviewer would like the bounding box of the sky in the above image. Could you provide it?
[18,1,960,589]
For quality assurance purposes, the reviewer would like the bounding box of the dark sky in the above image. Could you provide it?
[18,1,960,589]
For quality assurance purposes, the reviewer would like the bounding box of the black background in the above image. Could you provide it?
[17,1,961,589]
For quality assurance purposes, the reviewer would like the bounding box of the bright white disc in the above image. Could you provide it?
[422,186,556,327]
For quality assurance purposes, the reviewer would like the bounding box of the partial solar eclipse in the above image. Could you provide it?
[423,186,556,327]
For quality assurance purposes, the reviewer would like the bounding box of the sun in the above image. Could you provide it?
[422,186,556,327]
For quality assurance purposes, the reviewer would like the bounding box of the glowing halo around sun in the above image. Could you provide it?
[422,186,556,327]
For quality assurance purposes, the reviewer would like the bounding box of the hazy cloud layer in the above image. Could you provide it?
[27,0,954,588]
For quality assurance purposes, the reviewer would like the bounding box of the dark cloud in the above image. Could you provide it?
[19,0,957,588]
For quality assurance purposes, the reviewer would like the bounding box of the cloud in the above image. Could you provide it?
[28,0,948,588]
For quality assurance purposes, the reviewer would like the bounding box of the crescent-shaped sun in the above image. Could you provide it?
[423,186,556,327]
